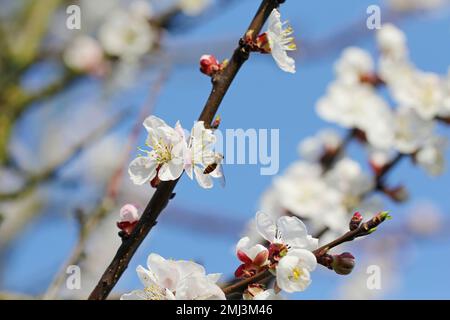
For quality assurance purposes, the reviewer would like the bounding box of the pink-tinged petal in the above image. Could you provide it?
[234,264,246,278]
[119,204,139,223]
[253,250,269,267]
[237,250,253,264]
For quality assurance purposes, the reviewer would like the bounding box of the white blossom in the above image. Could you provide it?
[334,47,374,85]
[273,161,348,233]
[325,158,374,199]
[316,82,395,149]
[128,116,185,185]
[415,137,447,176]
[390,71,445,120]
[121,253,225,300]
[265,9,296,73]
[376,23,408,60]
[276,249,317,293]
[183,121,223,189]
[63,36,105,74]
[179,0,211,16]
[393,107,434,154]
[98,8,156,59]
[298,129,342,163]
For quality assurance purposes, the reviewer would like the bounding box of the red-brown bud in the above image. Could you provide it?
[331,252,355,275]
[199,54,226,76]
[349,212,363,231]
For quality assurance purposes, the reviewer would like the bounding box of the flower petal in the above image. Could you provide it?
[158,158,184,181]
[128,156,158,185]
[255,211,276,242]
[277,216,318,250]
[136,265,157,287]
[120,290,147,300]
[194,166,213,189]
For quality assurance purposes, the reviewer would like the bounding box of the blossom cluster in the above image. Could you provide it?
[128,116,223,189]
[235,212,319,299]
[63,0,212,73]
[241,24,449,245]
[318,24,449,176]
[243,153,381,242]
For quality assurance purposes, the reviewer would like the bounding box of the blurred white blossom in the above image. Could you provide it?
[98,7,156,59]
[179,0,211,16]
[63,36,106,75]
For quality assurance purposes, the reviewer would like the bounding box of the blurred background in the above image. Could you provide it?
[0,0,449,300]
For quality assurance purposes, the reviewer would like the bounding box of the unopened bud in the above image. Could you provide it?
[331,252,355,275]
[349,212,363,231]
[150,166,162,188]
[200,54,220,76]
[211,115,221,129]
[117,204,140,237]
[378,211,392,221]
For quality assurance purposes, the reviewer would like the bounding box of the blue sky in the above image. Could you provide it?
[3,0,450,299]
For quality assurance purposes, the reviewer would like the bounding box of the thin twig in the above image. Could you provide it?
[0,110,129,202]
[43,66,171,300]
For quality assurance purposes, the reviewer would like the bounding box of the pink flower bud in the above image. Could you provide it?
[117,204,140,238]
[119,204,139,223]
[349,212,363,231]
[200,54,221,76]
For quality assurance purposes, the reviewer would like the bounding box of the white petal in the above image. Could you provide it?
[288,249,317,271]
[253,289,284,300]
[236,236,251,254]
[270,42,296,73]
[120,290,147,300]
[136,265,157,288]
[175,260,206,279]
[255,211,276,242]
[147,253,179,291]
[277,216,318,250]
[143,115,167,132]
[194,166,213,189]
[206,273,222,283]
[128,156,158,185]
[158,158,184,181]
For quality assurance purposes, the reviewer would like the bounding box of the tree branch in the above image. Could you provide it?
[88,0,285,300]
